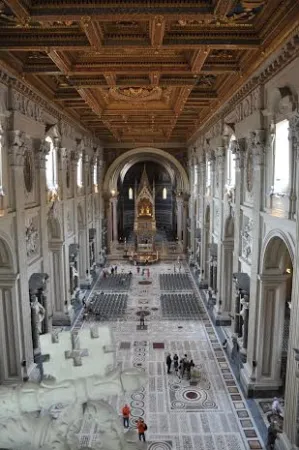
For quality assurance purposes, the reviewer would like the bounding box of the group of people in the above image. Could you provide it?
[121,404,147,442]
[166,353,195,380]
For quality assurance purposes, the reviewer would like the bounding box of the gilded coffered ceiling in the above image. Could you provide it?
[0,1,299,145]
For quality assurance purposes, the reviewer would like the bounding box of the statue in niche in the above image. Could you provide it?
[140,206,144,215]
[146,206,150,215]
[31,295,46,334]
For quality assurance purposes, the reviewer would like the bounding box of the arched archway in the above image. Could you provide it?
[0,234,20,383]
[103,147,189,195]
[257,232,294,391]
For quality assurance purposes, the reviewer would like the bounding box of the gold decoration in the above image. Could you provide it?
[109,87,163,103]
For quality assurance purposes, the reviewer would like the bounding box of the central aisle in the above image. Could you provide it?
[82,262,264,450]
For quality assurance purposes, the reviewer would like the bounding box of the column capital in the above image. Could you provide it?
[215,146,226,170]
[36,140,51,169]
[231,138,246,169]
[8,130,26,167]
[249,130,266,166]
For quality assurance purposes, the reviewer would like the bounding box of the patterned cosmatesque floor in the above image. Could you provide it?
[77,262,265,450]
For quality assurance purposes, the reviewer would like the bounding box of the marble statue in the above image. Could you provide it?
[31,296,46,334]
[0,326,147,450]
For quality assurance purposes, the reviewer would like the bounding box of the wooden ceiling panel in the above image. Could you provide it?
[0,0,298,144]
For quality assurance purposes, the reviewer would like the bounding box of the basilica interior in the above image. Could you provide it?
[1,1,299,449]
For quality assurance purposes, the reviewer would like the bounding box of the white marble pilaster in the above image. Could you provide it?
[240,130,266,393]
[8,131,33,369]
[281,114,299,448]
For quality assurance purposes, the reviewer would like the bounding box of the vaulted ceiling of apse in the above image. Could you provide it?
[1,1,299,145]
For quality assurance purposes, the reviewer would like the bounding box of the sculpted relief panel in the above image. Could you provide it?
[11,90,42,122]
[25,216,40,260]
[241,215,253,263]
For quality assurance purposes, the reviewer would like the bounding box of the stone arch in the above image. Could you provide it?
[260,229,294,273]
[120,157,175,186]
[103,147,189,195]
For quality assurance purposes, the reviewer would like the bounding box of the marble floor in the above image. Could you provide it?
[77,261,265,450]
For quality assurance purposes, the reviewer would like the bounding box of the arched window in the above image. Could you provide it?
[273,119,290,194]
[45,136,57,190]
[77,153,83,187]
[162,187,167,199]
[128,187,133,200]
[194,164,198,185]
[227,134,236,187]
[93,163,97,185]
[206,160,211,187]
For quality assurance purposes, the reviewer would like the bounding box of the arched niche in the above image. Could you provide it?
[224,214,234,240]
[47,215,64,317]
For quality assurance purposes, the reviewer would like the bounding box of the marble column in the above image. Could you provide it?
[240,130,266,395]
[8,131,33,369]
[280,113,299,449]
[231,138,245,328]
[183,197,189,252]
[110,196,118,243]
[199,155,207,280]
[36,141,52,331]
[213,146,226,323]
[176,196,183,245]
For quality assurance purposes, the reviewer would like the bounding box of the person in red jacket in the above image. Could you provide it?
[137,417,147,442]
[121,404,131,429]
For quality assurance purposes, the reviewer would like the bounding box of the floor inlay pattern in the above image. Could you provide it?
[78,262,264,449]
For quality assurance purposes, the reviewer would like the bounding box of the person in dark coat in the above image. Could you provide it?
[267,422,280,449]
[173,353,179,374]
[139,310,146,328]
[166,354,172,374]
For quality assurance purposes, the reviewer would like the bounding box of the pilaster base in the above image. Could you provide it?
[276,432,298,450]
[240,364,282,398]
[211,308,232,326]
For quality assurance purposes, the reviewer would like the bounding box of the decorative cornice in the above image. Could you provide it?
[189,30,299,143]
[0,63,102,148]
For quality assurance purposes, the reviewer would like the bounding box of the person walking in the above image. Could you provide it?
[166,353,172,374]
[139,310,146,329]
[267,422,280,449]
[173,353,179,375]
[121,404,131,429]
[180,354,188,378]
[137,418,147,442]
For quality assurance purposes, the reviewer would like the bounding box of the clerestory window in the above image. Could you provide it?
[273,119,290,194]
[45,136,58,190]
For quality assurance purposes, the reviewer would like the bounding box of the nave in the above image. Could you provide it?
[73,261,265,450]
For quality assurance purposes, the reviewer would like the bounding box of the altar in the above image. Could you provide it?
[130,165,159,264]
